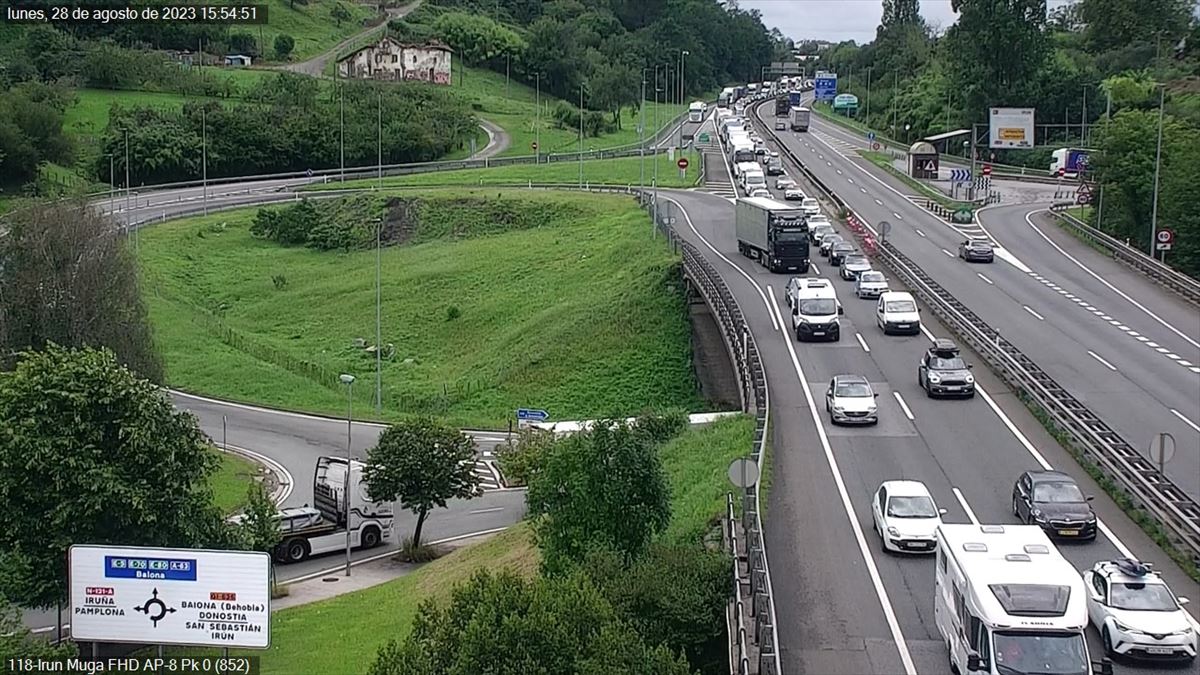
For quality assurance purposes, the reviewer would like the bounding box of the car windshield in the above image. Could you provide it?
[969,240,992,249]
[860,271,885,283]
[824,237,844,246]
[844,256,868,266]
[887,496,938,518]
[1108,582,1178,611]
[929,357,967,370]
[833,244,853,252]
[798,299,837,316]
[992,632,1088,675]
[1032,481,1085,503]
[884,300,916,312]
[834,382,872,397]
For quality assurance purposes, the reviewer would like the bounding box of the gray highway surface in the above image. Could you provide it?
[676,103,1199,674]
[764,99,1200,502]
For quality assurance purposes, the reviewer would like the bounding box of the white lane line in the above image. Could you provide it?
[1024,210,1200,352]
[893,213,903,220]
[916,229,926,238]
[1155,347,1170,354]
[663,196,780,332]
[766,287,917,675]
[856,332,871,352]
[1023,306,1045,321]
[1180,360,1194,366]
[848,178,854,184]
[1087,350,1118,371]
[837,169,843,175]
[941,248,954,257]
[952,488,980,525]
[874,198,883,205]
[827,161,833,166]
[1192,367,1200,374]
[1167,353,1182,360]
[860,187,867,193]
[1170,409,1200,434]
[469,506,505,514]
[811,262,820,275]
[977,273,994,285]
[1147,341,1160,348]
[892,391,914,421]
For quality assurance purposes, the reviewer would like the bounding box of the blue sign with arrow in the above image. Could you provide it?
[867,131,875,142]
[814,76,838,102]
[517,408,549,422]
[950,169,972,183]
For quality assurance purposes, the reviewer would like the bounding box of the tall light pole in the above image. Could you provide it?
[377,91,383,190]
[201,104,208,216]
[535,73,541,163]
[124,128,131,245]
[339,79,345,183]
[1149,84,1165,258]
[338,373,355,577]
[505,53,510,98]
[677,50,689,150]
[106,153,115,214]
[374,217,382,417]
[653,65,661,223]
[578,83,584,187]
[639,69,647,191]
[865,66,872,122]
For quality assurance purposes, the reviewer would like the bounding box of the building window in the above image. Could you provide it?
[392,55,398,63]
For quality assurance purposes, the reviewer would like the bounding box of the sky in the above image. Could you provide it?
[739,0,1075,44]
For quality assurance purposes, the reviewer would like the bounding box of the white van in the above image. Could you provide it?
[876,291,921,335]
[787,277,843,342]
[734,161,759,179]
[800,197,821,217]
[742,169,766,193]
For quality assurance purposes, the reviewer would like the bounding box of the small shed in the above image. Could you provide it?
[224,54,252,67]
[908,141,939,179]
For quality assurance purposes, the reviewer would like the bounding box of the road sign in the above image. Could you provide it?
[1076,193,1091,205]
[727,457,760,489]
[880,220,893,240]
[305,168,314,178]
[867,131,876,142]
[69,545,271,649]
[950,169,972,183]
[922,160,936,172]
[982,164,992,176]
[677,157,690,170]
[699,132,710,143]
[1155,229,1174,251]
[1057,167,1066,178]
[516,408,549,422]
[1149,432,1176,475]
[531,142,538,151]
[872,142,880,151]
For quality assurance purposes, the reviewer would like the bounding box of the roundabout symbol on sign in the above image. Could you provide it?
[134,587,176,627]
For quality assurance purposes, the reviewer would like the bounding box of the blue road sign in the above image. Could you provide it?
[517,408,549,421]
[814,76,838,102]
[950,169,972,183]
[867,131,876,142]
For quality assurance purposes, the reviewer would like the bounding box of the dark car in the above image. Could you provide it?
[1012,470,1097,541]
[918,339,975,398]
[809,224,835,245]
[958,238,995,263]
[819,234,845,256]
[775,120,787,131]
[840,253,871,280]
[829,242,855,266]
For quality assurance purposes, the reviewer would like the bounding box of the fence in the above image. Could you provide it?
[761,104,1200,567]
[1047,204,1200,307]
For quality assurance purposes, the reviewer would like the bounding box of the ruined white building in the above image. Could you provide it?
[336,38,452,85]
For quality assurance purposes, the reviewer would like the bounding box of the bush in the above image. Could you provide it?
[445,305,461,321]
[634,410,689,445]
[274,34,295,60]
[495,427,557,487]
[550,101,617,137]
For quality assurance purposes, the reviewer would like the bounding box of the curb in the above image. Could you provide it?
[217,443,294,507]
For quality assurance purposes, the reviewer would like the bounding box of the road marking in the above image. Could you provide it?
[941,248,954,257]
[892,391,914,421]
[1023,306,1045,321]
[1147,341,1160,347]
[826,161,833,166]
[1179,360,1193,366]
[893,213,903,220]
[1155,347,1170,354]
[1166,353,1182,360]
[764,287,917,675]
[811,262,820,274]
[952,487,980,525]
[836,169,843,175]
[860,188,867,193]
[1169,409,1200,434]
[874,198,883,205]
[1087,351,1118,371]
[856,332,870,352]
[916,229,926,238]
[1024,210,1200,352]
[469,507,505,514]
[977,273,993,285]
[848,178,854,184]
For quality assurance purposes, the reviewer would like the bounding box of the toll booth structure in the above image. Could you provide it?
[908,141,939,179]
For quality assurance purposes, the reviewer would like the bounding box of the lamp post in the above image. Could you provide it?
[201,105,208,216]
[578,84,584,187]
[374,217,382,417]
[677,50,689,149]
[106,153,115,214]
[124,129,131,246]
[640,68,647,191]
[338,373,355,577]
[865,66,872,122]
[377,91,383,190]
[535,73,541,164]
[1149,84,1165,258]
[339,76,345,183]
[653,65,661,223]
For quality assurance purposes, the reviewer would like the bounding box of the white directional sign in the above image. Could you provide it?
[69,545,271,649]
[989,107,1035,149]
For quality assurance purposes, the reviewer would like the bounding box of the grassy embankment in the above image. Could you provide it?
[165,414,754,675]
[304,149,702,190]
[210,451,260,514]
[858,150,977,211]
[138,190,704,428]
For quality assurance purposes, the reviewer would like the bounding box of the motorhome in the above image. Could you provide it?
[935,524,1110,675]
[688,101,706,122]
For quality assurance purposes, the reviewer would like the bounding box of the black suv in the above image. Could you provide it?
[1012,470,1097,541]
[958,238,994,263]
[917,339,975,398]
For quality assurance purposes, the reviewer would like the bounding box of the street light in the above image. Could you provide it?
[578,83,585,188]
[338,373,355,577]
[373,217,382,417]
[677,50,689,149]
[640,67,648,191]
[535,73,541,164]
[1149,83,1165,258]
[201,104,208,216]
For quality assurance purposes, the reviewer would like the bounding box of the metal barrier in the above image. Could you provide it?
[757,99,1200,566]
[1047,204,1200,307]
[726,493,752,675]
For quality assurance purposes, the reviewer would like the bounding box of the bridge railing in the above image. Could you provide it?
[1047,203,1200,306]
[758,100,1200,567]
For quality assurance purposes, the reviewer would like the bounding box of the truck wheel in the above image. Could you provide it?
[361,526,381,549]
[283,538,309,564]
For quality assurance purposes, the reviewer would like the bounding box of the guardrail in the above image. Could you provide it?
[1048,203,1200,307]
[757,99,1200,566]
[726,493,752,675]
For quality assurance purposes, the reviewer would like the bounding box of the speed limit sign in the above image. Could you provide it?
[1155,229,1174,251]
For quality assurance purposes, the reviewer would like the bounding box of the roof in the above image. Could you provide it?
[880,290,913,299]
[1027,470,1074,483]
[738,196,796,211]
[880,480,933,497]
[923,129,971,143]
[833,373,869,384]
[340,38,454,62]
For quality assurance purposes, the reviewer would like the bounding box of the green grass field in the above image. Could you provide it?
[163,415,753,675]
[140,190,704,428]
[306,150,702,190]
[254,0,380,62]
[1065,206,1093,221]
[210,450,260,514]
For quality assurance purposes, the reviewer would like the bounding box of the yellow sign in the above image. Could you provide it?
[998,128,1026,140]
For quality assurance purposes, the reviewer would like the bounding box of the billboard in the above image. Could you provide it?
[69,545,271,649]
[989,107,1035,149]
[814,72,838,102]
[833,94,859,110]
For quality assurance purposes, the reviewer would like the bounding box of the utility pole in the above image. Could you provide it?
[377,91,383,190]
[1081,85,1087,146]
[505,53,510,98]
[535,73,541,164]
[640,71,646,191]
[201,105,208,216]
[124,128,130,238]
[653,65,660,223]
[1149,84,1165,257]
[865,67,871,122]
[891,71,898,138]
[578,84,584,187]
[677,50,689,150]
[375,218,382,417]
[108,154,114,214]
[339,77,345,183]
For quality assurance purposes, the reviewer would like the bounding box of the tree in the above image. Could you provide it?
[235,482,281,553]
[1079,0,1192,53]
[879,0,923,32]
[0,594,76,663]
[363,418,481,548]
[274,34,295,61]
[944,0,1050,116]
[367,570,693,675]
[525,420,671,573]
[0,200,163,382]
[589,63,639,127]
[330,3,352,27]
[0,346,234,609]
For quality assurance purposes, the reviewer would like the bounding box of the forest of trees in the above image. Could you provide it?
[812,0,1200,275]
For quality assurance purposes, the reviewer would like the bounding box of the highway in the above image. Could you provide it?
[766,98,1200,502]
[682,103,1198,674]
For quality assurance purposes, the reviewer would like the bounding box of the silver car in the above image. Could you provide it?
[819,234,845,256]
[839,254,871,280]
[776,177,796,190]
[809,223,835,244]
[854,270,889,299]
[825,374,879,425]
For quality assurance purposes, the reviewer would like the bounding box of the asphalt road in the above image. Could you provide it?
[758,102,1200,502]
[678,109,1199,674]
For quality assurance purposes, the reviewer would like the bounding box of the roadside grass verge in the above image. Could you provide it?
[858,150,976,211]
[659,415,756,545]
[1065,206,1092,221]
[304,151,702,190]
[139,189,704,428]
[209,450,260,514]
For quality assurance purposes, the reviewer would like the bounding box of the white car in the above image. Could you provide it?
[806,214,830,228]
[824,374,878,425]
[871,480,946,553]
[775,177,796,190]
[855,270,889,299]
[784,188,804,201]
[1084,559,1196,662]
[749,188,771,198]
[800,197,821,217]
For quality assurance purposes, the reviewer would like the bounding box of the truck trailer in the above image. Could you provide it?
[735,197,810,273]
[1049,148,1091,178]
[789,91,803,107]
[790,106,811,132]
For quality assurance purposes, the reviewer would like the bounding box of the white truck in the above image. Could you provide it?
[790,106,811,132]
[688,101,706,122]
[935,524,1113,675]
[718,88,734,108]
[250,456,395,564]
[735,196,809,273]
[729,138,756,165]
